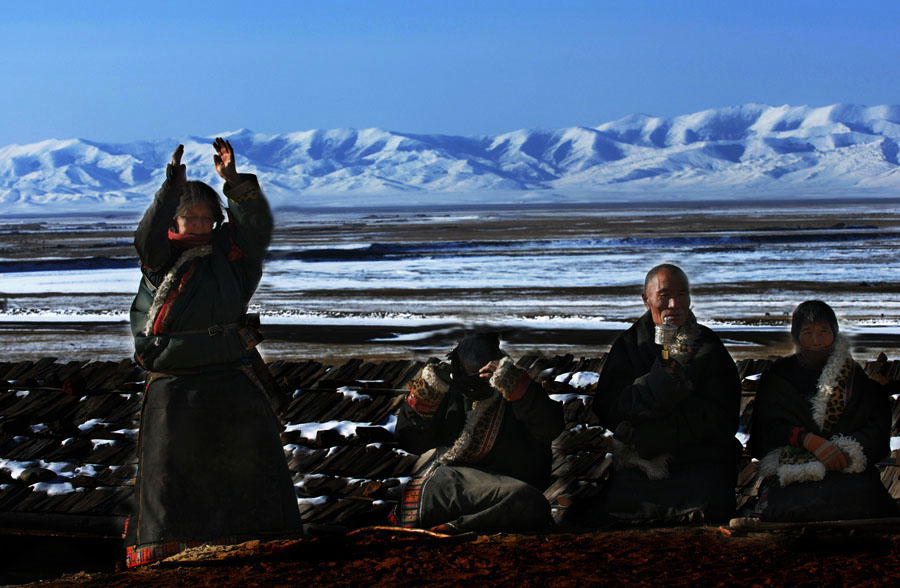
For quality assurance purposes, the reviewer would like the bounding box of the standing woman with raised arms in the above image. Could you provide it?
[125,138,299,566]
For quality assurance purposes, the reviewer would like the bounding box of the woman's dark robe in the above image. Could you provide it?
[124,171,299,565]
[749,337,897,521]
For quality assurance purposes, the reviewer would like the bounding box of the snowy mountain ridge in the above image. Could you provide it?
[1,103,899,213]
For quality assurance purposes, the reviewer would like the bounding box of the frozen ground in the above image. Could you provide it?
[0,199,899,362]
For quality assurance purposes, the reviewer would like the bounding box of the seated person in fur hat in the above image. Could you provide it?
[590,264,742,523]
[748,300,898,522]
[392,333,564,534]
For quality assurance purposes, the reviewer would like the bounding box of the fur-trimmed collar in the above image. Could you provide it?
[142,244,213,335]
[809,336,852,429]
[439,392,505,465]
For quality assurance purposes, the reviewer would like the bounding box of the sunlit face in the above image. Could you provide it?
[798,322,834,351]
[175,202,215,235]
[642,269,691,327]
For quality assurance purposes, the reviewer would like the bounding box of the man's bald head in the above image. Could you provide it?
[642,264,691,326]
[643,264,690,295]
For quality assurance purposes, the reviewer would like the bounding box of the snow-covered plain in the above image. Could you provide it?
[2,210,898,331]
[1,103,900,213]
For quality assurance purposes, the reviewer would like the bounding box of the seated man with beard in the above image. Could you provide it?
[591,264,742,523]
[392,333,564,534]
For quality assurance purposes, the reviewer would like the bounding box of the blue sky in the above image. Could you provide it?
[1,1,898,146]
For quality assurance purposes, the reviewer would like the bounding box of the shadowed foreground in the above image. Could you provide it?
[16,526,900,588]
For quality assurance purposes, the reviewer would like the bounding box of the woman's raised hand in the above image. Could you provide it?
[169,144,187,187]
[213,137,240,184]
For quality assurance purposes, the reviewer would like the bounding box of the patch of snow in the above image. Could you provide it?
[283,420,361,439]
[78,418,104,432]
[549,394,591,405]
[297,496,329,506]
[40,461,77,475]
[90,439,116,449]
[338,387,372,402]
[34,482,75,495]
[75,464,99,476]
[374,414,398,434]
[0,459,31,478]
[735,432,750,446]
[16,391,29,398]
[554,371,601,389]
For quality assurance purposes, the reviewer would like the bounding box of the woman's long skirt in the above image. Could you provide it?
[124,369,300,566]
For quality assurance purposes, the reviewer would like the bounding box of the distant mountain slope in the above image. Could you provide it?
[1,103,898,212]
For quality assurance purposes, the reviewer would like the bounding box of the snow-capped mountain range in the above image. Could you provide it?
[1,103,899,213]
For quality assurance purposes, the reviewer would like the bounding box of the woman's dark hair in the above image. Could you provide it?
[175,181,225,226]
[791,300,839,342]
[448,332,504,375]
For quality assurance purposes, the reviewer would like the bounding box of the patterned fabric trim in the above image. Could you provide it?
[439,392,505,465]
[406,376,445,416]
[392,463,438,528]
[225,178,261,202]
[470,399,505,462]
[125,535,243,568]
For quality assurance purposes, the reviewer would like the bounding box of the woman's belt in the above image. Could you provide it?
[164,313,263,349]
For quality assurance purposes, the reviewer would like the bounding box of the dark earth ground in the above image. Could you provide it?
[10,526,900,587]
